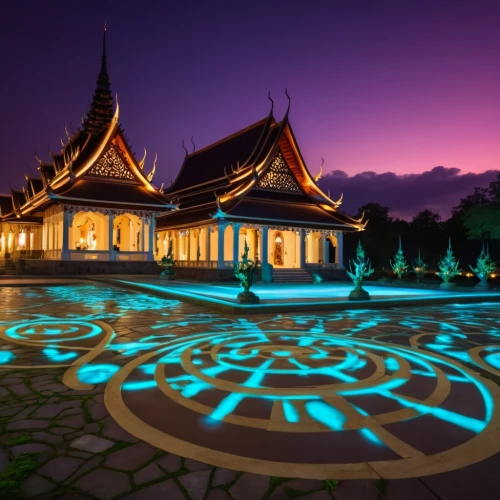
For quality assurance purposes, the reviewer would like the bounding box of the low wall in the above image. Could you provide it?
[309,268,348,281]
[174,267,245,282]
[4,259,160,276]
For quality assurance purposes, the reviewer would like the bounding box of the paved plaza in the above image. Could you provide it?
[1,282,500,499]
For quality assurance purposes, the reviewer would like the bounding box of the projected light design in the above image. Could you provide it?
[1,284,500,480]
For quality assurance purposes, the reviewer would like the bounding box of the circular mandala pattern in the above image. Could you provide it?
[105,329,500,479]
[4,320,104,343]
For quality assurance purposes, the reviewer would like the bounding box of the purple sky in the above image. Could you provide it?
[1,0,498,218]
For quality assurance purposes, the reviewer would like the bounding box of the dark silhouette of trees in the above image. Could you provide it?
[344,174,499,271]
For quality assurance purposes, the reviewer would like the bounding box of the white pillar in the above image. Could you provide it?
[148,216,155,260]
[299,229,306,269]
[337,232,344,268]
[217,223,226,269]
[205,227,211,264]
[233,223,240,264]
[61,210,71,260]
[322,234,329,264]
[108,213,114,259]
[261,226,269,266]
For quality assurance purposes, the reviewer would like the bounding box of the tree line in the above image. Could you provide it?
[344,173,500,271]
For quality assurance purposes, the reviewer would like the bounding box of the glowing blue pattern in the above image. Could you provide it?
[305,401,345,430]
[78,364,119,384]
[0,351,15,364]
[43,348,78,362]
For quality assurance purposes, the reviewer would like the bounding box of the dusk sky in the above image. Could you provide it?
[1,0,498,219]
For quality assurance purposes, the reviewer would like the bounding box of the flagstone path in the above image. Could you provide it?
[1,283,500,499]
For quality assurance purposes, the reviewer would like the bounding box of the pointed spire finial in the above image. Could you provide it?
[268,91,274,112]
[84,24,113,134]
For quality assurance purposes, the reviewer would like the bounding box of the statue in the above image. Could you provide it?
[312,273,323,284]
[390,237,408,279]
[159,243,176,280]
[437,239,461,289]
[347,241,374,300]
[470,244,496,289]
[412,249,427,283]
[234,240,260,304]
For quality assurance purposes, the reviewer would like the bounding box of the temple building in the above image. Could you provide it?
[156,96,366,281]
[0,28,173,268]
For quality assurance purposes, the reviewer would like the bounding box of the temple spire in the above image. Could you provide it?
[84,23,113,134]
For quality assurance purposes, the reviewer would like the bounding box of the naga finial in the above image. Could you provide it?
[190,136,196,153]
[314,157,324,182]
[139,148,147,169]
[182,139,189,156]
[147,153,157,182]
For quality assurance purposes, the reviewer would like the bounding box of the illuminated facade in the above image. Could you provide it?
[156,98,366,279]
[0,28,174,263]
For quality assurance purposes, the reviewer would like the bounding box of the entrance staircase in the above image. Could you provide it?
[272,268,314,283]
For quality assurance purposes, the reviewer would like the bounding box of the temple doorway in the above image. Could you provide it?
[274,232,284,266]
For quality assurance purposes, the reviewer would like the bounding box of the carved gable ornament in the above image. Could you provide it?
[256,150,301,192]
[87,145,135,180]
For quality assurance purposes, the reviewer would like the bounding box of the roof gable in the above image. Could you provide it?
[166,118,270,193]
[85,143,136,181]
[254,148,301,193]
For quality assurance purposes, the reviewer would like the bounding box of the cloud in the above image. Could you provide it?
[319,166,499,220]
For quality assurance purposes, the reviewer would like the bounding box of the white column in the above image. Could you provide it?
[61,210,71,260]
[233,223,240,264]
[217,223,226,269]
[337,232,344,268]
[299,229,306,268]
[205,227,211,264]
[322,234,329,264]
[261,226,269,266]
[108,213,114,259]
[148,216,155,260]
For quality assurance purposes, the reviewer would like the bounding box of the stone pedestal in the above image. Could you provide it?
[159,271,175,281]
[348,285,370,301]
[475,280,489,290]
[237,291,260,304]
[440,282,457,290]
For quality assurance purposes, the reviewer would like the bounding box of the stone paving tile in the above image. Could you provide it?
[21,473,56,498]
[383,479,439,499]
[269,479,325,499]
[206,490,232,500]
[0,386,9,398]
[156,453,182,473]
[332,480,379,500]
[33,431,65,445]
[212,467,237,486]
[74,467,131,499]
[38,456,85,483]
[133,462,165,485]
[121,479,185,499]
[70,434,115,453]
[105,442,157,471]
[11,405,38,421]
[179,470,211,500]
[185,457,213,471]
[7,419,49,431]
[101,415,140,443]
[230,473,270,500]
[11,442,52,457]
[33,402,67,418]
[57,414,86,429]
[90,403,108,420]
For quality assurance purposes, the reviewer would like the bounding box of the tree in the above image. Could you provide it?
[437,239,461,284]
[463,204,500,240]
[390,237,408,278]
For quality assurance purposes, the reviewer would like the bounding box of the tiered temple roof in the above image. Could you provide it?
[0,27,172,225]
[157,96,366,232]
